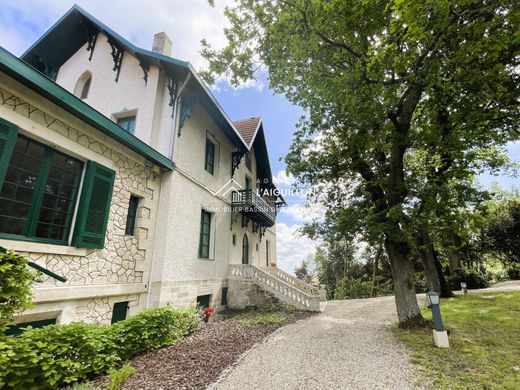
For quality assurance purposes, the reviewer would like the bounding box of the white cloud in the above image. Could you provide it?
[0,0,262,90]
[280,202,325,224]
[273,170,295,187]
[275,222,319,274]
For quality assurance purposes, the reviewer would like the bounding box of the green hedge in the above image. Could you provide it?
[0,306,199,389]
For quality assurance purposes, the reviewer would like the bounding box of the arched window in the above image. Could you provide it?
[242,234,249,265]
[74,71,92,99]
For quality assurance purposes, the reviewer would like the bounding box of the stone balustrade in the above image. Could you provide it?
[229,264,321,311]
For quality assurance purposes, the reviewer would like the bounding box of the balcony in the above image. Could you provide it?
[231,189,276,227]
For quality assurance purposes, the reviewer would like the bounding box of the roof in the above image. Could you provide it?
[21,4,247,150]
[234,117,286,205]
[233,117,261,146]
[0,46,173,170]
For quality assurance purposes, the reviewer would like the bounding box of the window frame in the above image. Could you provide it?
[125,195,140,236]
[116,115,137,135]
[0,134,84,246]
[204,137,216,175]
[198,209,212,259]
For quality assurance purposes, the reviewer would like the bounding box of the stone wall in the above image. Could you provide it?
[0,80,162,324]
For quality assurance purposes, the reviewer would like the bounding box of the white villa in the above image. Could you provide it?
[0,5,322,332]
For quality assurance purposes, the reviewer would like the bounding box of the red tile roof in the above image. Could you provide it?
[233,117,261,146]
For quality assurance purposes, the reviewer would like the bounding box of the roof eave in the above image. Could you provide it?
[0,46,173,171]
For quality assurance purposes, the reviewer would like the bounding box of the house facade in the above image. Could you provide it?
[0,6,322,330]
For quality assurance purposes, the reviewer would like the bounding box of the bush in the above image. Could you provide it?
[506,264,520,280]
[0,306,199,389]
[0,250,38,332]
[110,306,199,360]
[448,268,489,290]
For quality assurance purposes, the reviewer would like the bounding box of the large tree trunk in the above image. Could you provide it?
[415,229,441,294]
[447,233,462,272]
[385,237,424,328]
[371,244,382,297]
[433,249,454,297]
[416,229,453,297]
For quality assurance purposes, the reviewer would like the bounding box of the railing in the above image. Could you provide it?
[231,189,276,226]
[262,267,320,295]
[0,245,67,282]
[229,264,321,311]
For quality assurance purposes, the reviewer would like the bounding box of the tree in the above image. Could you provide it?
[479,195,520,265]
[202,0,520,326]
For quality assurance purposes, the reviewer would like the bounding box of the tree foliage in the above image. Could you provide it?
[479,195,520,265]
[202,0,520,325]
[0,250,37,331]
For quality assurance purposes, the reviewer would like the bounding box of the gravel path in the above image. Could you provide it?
[211,296,427,390]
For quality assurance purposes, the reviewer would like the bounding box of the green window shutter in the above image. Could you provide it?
[0,118,18,188]
[74,161,116,249]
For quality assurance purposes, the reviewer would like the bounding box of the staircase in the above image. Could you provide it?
[228,265,325,312]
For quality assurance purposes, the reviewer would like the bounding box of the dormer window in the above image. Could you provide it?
[74,71,92,100]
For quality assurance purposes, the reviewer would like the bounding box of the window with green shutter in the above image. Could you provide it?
[0,131,83,245]
[198,209,212,258]
[204,137,215,175]
[0,118,19,187]
[73,161,116,249]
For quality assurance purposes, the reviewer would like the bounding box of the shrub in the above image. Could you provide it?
[107,363,135,390]
[110,306,199,360]
[506,264,520,280]
[0,250,38,332]
[448,268,489,290]
[0,306,200,389]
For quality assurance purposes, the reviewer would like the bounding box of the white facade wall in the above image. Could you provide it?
[55,33,174,157]
[53,35,278,312]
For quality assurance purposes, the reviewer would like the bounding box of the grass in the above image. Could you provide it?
[394,291,520,390]
[223,302,298,328]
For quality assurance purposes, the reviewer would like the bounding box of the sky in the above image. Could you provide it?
[0,0,517,274]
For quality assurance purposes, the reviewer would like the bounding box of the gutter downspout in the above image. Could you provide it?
[145,72,192,309]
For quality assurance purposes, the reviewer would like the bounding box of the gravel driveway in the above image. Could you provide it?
[211,296,427,390]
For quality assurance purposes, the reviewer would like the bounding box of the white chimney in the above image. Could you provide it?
[152,32,172,56]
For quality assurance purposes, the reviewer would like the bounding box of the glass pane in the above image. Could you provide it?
[23,156,44,175]
[26,142,45,161]
[3,218,26,235]
[34,150,82,241]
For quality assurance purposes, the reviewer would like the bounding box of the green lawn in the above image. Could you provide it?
[395,291,520,390]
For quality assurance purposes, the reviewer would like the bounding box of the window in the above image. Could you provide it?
[196,294,211,309]
[117,116,136,134]
[111,301,128,324]
[205,137,215,174]
[73,71,92,100]
[0,135,83,244]
[221,287,228,306]
[245,176,251,189]
[266,240,270,266]
[125,195,139,235]
[198,210,212,258]
[0,118,116,249]
[5,318,56,336]
[245,152,252,170]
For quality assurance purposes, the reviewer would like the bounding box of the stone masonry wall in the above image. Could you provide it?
[0,86,161,323]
